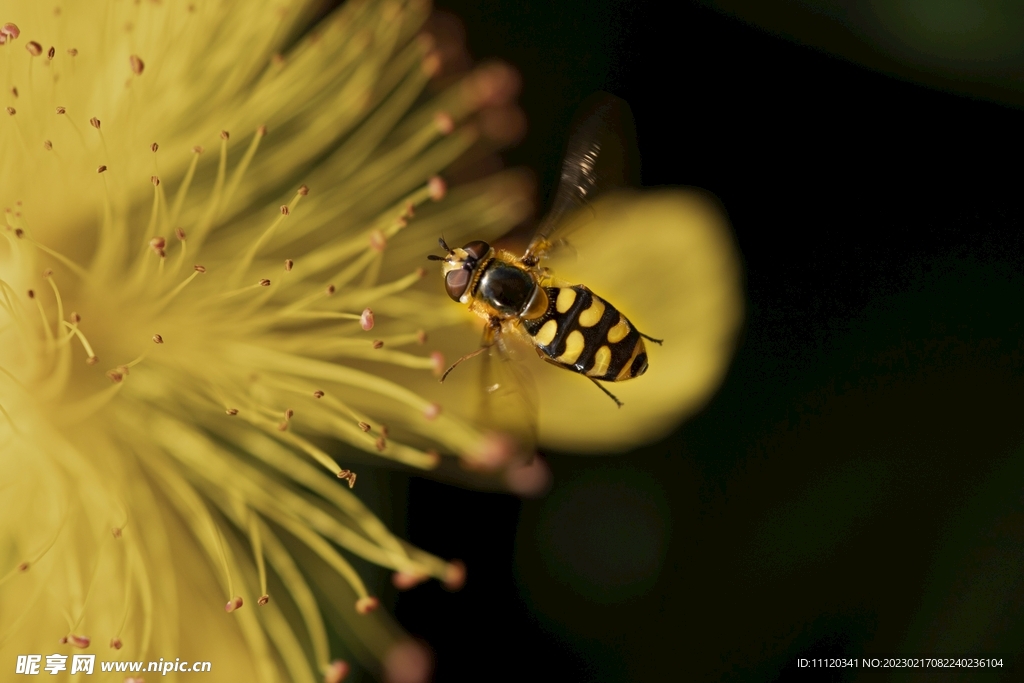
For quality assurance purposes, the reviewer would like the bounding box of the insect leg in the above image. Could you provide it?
[638,332,663,345]
[588,377,624,408]
[440,317,501,382]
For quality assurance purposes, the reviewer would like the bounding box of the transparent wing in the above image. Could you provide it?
[477,321,538,462]
[524,92,640,264]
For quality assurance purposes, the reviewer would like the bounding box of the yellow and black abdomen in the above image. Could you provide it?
[521,285,648,381]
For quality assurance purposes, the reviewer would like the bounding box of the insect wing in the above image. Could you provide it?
[477,322,539,461]
[525,93,641,263]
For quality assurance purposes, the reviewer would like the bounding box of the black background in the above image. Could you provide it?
[389,1,1024,681]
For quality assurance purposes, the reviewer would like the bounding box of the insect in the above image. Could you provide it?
[428,94,661,409]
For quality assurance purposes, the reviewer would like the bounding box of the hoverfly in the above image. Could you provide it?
[428,94,661,415]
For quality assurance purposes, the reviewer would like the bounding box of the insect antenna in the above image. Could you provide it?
[438,236,451,252]
[426,254,445,261]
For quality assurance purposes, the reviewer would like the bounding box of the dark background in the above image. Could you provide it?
[389,1,1024,681]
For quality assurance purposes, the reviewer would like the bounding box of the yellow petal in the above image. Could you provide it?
[534,189,742,451]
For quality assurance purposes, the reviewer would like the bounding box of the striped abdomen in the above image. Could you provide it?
[521,285,648,381]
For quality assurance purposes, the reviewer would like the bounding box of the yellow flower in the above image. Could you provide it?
[1,0,533,679]
[0,0,741,681]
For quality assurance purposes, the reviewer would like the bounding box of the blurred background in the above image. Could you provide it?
[367,0,1024,680]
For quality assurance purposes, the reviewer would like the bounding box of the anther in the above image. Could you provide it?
[152,334,163,344]
[220,130,229,140]
[259,278,271,287]
[430,351,445,377]
[150,237,166,252]
[47,46,54,59]
[5,107,14,116]
[298,185,308,196]
[27,289,34,299]
[257,124,268,136]
[284,259,293,271]
[107,371,123,383]
[225,408,238,416]
[372,340,384,350]
[193,265,206,273]
[14,229,23,238]
[257,595,269,606]
[358,422,371,432]
[55,106,66,115]
[110,638,122,650]
[360,308,374,331]
[369,228,386,252]
[444,560,467,591]
[375,436,386,451]
[97,165,107,173]
[425,449,441,467]
[313,390,324,398]
[325,284,335,295]
[43,140,52,151]
[70,312,80,323]
[224,596,243,613]
[43,268,53,277]
[424,403,441,420]
[284,409,294,420]
[18,562,29,572]
[111,527,122,538]
[337,469,357,488]
[86,357,97,368]
[325,660,350,683]
[10,87,17,98]
[1,23,21,39]
[66,48,77,57]
[416,330,427,345]
[151,142,159,152]
[129,54,144,75]
[175,227,186,241]
[280,205,290,216]
[89,117,100,129]
[192,145,204,154]
[26,41,42,56]
[151,176,160,186]
[355,597,379,615]
[428,176,447,201]
[415,267,426,278]
[391,571,429,591]
[277,421,288,431]
[434,111,454,135]
[421,51,442,77]
[68,634,91,648]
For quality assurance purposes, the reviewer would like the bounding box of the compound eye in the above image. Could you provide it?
[444,268,471,301]
[462,240,490,261]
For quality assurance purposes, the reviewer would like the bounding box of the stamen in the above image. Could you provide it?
[168,148,202,229]
[62,321,97,364]
[230,186,308,286]
[156,266,204,309]
[246,512,269,609]
[221,125,268,211]
[21,236,88,278]
[29,289,55,349]
[44,270,65,331]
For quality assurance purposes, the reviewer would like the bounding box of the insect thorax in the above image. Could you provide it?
[476,261,538,317]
